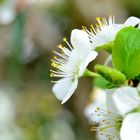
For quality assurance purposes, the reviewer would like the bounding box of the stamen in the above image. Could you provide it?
[84,15,115,39]
[90,107,122,140]
[90,24,97,35]
[102,17,108,25]
[63,38,73,50]
[96,17,103,27]
[82,26,93,36]
[50,39,79,81]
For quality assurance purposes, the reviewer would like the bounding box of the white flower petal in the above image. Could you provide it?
[121,113,140,140]
[123,16,140,27]
[78,51,98,76]
[52,78,78,104]
[106,89,119,113]
[113,86,140,115]
[70,29,92,49]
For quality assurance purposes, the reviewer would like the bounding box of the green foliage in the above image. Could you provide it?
[93,77,116,89]
[95,41,113,53]
[112,27,140,79]
[95,65,126,85]
[0,0,4,5]
[135,73,140,80]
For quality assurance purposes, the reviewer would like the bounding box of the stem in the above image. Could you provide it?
[7,11,26,88]
[83,69,100,78]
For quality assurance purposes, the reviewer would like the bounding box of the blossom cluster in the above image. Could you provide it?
[50,16,140,140]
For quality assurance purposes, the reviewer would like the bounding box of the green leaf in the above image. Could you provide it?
[95,65,126,85]
[95,41,113,53]
[93,77,116,89]
[112,27,140,79]
[134,73,140,81]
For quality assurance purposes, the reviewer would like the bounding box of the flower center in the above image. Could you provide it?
[91,107,123,140]
[50,38,82,82]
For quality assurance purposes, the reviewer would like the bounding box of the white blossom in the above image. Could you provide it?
[0,0,17,25]
[84,86,140,140]
[51,29,98,104]
[83,16,140,49]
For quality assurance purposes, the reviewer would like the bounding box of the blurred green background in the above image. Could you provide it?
[0,0,139,140]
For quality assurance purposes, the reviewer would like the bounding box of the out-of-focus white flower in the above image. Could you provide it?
[0,89,15,125]
[83,16,140,49]
[94,111,140,140]
[51,29,98,104]
[0,0,17,25]
[84,86,140,140]
[84,88,118,123]
[92,106,122,140]
[84,88,120,140]
[84,88,107,123]
[0,88,25,140]
[0,125,25,140]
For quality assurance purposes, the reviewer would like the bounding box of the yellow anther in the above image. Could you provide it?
[63,38,67,42]
[107,111,112,114]
[82,25,86,28]
[82,26,88,32]
[51,62,53,66]
[53,56,57,59]
[100,128,104,132]
[50,73,53,77]
[51,62,59,68]
[52,63,55,66]
[96,17,100,21]
[57,44,63,49]
[96,24,100,27]
[96,17,104,27]
[96,107,100,110]
[90,28,93,32]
